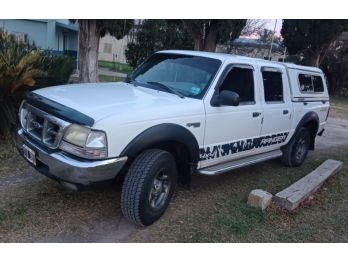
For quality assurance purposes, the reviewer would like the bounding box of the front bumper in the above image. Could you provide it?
[15,128,127,191]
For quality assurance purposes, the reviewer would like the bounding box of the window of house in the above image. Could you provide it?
[278,58,284,62]
[264,57,272,61]
[104,43,112,54]
[262,71,283,102]
[11,32,27,43]
[298,74,324,93]
[219,68,255,104]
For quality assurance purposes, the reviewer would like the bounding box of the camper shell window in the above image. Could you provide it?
[298,74,324,93]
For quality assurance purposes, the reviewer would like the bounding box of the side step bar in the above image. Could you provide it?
[197,150,283,176]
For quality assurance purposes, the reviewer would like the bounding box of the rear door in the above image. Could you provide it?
[201,60,263,168]
[257,62,293,150]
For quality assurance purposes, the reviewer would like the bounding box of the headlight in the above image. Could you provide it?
[63,124,90,147]
[60,124,107,159]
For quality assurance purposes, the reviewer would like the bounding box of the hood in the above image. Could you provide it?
[32,82,201,124]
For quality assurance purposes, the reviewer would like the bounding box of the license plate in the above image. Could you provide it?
[23,144,36,166]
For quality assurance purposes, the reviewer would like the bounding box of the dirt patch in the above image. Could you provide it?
[0,143,30,179]
[329,106,348,120]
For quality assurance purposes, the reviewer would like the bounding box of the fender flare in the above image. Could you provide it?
[295,111,319,134]
[119,123,200,169]
[294,111,319,150]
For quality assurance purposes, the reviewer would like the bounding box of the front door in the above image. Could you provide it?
[201,61,263,168]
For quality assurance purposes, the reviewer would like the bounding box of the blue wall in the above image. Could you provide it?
[0,19,78,56]
[0,19,48,49]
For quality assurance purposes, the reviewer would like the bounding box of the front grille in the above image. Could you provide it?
[20,102,71,149]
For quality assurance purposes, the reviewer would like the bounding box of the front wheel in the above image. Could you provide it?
[121,149,177,226]
[280,127,310,167]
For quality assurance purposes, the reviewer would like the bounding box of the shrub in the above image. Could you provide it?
[0,31,73,137]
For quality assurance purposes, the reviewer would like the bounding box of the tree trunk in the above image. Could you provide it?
[193,36,204,51]
[78,20,101,83]
[181,19,204,51]
[203,20,219,52]
[306,53,321,67]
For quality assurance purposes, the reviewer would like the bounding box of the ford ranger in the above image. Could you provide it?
[16,50,330,226]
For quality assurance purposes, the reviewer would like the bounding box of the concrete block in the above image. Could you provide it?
[248,189,273,210]
[274,159,343,211]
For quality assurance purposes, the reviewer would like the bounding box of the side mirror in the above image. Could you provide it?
[218,90,239,106]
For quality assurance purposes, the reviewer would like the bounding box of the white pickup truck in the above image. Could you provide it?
[16,50,330,226]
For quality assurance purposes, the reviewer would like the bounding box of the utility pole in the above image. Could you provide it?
[283,47,287,62]
[268,19,278,60]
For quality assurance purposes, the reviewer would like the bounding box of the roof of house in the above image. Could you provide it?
[229,38,285,52]
[56,22,78,31]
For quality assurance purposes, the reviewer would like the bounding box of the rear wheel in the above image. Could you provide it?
[121,149,177,226]
[280,127,310,167]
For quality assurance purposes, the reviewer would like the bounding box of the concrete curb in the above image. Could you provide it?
[273,159,343,211]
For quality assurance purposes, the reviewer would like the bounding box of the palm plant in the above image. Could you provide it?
[0,31,72,136]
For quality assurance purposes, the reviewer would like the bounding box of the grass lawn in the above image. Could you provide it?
[129,146,348,243]
[0,142,29,178]
[0,142,119,243]
[329,95,348,108]
[330,106,348,120]
[98,60,133,74]
[1,139,348,242]
[329,95,348,120]
[70,75,125,83]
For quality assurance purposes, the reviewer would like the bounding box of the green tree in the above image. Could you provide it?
[258,28,275,41]
[320,32,348,95]
[285,54,303,65]
[125,20,194,69]
[180,19,247,52]
[69,19,134,83]
[281,19,348,67]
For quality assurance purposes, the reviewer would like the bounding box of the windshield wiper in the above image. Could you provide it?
[147,82,185,99]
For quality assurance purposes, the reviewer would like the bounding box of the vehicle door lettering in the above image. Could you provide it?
[200,132,289,161]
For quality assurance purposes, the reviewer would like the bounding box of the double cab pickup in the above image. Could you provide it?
[16,50,330,226]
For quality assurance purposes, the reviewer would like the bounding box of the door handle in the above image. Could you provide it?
[253,112,260,117]
[283,110,289,115]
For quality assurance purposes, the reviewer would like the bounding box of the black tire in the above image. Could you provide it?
[121,149,177,226]
[280,127,311,167]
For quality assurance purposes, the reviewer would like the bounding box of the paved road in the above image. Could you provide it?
[71,67,127,78]
[316,117,348,149]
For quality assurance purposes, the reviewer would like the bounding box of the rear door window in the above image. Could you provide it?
[262,71,283,102]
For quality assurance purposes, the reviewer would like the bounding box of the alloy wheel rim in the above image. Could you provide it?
[148,168,171,211]
[295,137,307,160]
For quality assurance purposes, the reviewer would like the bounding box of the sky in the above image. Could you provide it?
[265,19,283,35]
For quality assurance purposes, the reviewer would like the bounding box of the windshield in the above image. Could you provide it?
[131,53,222,99]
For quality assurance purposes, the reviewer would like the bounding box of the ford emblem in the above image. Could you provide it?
[33,122,41,129]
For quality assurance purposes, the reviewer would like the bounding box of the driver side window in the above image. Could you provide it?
[219,68,255,104]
